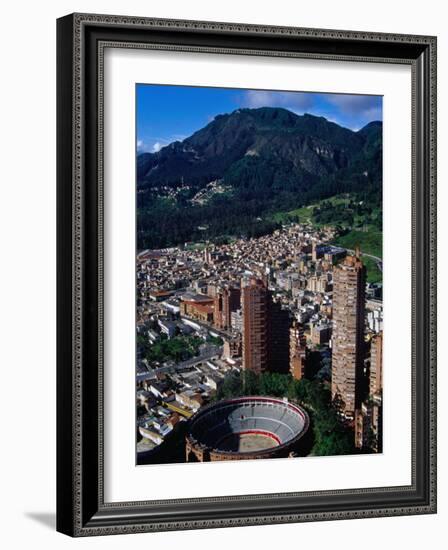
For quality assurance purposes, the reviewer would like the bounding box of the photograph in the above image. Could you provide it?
[0,0,441,543]
[135,84,384,465]
[53,8,436,538]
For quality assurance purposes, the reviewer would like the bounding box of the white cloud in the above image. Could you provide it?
[138,135,186,154]
[241,90,315,112]
[325,94,382,118]
[237,90,382,129]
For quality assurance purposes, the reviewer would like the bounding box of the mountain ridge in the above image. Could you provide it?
[136,107,382,249]
[138,108,381,189]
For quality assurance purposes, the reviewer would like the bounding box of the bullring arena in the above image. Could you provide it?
[185,396,309,461]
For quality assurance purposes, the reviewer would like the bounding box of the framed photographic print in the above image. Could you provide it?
[57,13,437,536]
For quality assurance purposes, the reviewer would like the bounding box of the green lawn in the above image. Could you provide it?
[145,335,203,363]
[184,242,207,251]
[331,229,382,284]
[271,194,370,228]
[271,205,314,224]
[331,230,382,259]
[362,256,382,284]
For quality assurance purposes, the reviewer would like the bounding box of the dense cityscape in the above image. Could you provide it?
[135,88,383,464]
[136,219,383,463]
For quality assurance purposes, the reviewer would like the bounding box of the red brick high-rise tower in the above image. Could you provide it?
[268,301,290,374]
[214,286,241,330]
[331,248,366,419]
[369,331,383,398]
[242,278,289,375]
[290,321,307,380]
[242,278,270,374]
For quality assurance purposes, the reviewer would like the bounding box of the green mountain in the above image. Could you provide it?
[137,107,382,249]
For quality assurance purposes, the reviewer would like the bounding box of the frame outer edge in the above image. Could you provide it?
[428,35,437,514]
[56,13,77,537]
[59,13,437,536]
[72,11,436,44]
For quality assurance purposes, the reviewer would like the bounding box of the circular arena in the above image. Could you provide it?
[185,396,309,462]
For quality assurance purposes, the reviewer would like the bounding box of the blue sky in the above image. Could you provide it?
[136,84,382,154]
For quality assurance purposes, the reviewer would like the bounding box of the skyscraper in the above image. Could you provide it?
[354,330,383,451]
[214,286,241,330]
[290,320,307,380]
[331,248,366,419]
[369,331,383,398]
[242,278,290,374]
[354,400,382,451]
[213,292,223,328]
[269,301,290,374]
[242,278,270,374]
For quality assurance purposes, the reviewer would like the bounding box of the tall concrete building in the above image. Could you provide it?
[269,301,290,374]
[214,286,241,330]
[355,400,382,451]
[369,331,383,398]
[242,278,290,374]
[242,278,270,374]
[331,248,366,418]
[214,292,223,328]
[203,244,212,265]
[354,330,384,451]
[290,321,307,380]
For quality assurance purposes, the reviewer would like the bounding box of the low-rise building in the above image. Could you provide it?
[157,318,177,339]
[181,299,214,323]
[310,322,332,345]
[223,334,242,358]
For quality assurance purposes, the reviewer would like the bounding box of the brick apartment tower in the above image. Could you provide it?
[242,278,289,374]
[290,320,307,380]
[242,278,270,374]
[269,301,290,374]
[331,248,366,418]
[369,331,383,398]
[355,332,383,451]
[214,287,241,330]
